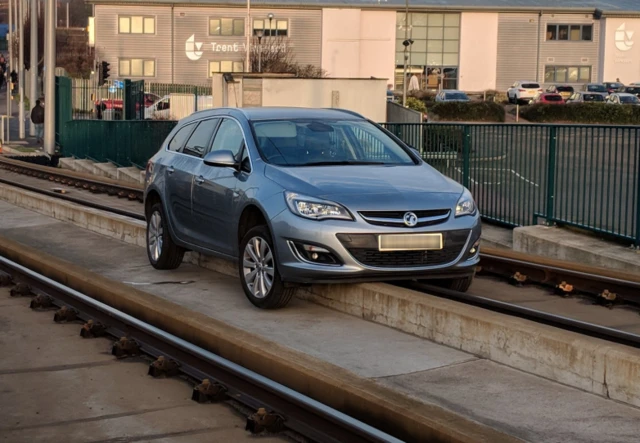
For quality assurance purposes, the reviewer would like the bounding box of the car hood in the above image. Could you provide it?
[264,164,463,211]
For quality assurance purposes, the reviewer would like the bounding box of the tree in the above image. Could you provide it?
[243,37,325,78]
[16,11,45,74]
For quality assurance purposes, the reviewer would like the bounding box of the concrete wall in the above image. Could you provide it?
[459,12,498,91]
[321,9,395,83]
[601,18,640,83]
[261,78,387,121]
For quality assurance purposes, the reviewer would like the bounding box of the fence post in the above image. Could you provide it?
[123,79,131,120]
[545,126,557,224]
[194,86,198,112]
[635,128,640,248]
[462,125,471,189]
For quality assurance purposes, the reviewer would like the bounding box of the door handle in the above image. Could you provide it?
[195,176,205,185]
[167,166,175,174]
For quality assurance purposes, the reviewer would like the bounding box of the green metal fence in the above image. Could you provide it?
[61,120,177,168]
[383,123,640,246]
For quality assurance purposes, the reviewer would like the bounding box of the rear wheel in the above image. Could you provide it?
[146,202,185,270]
[239,226,295,309]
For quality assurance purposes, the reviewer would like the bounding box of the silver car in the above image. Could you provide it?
[143,108,481,309]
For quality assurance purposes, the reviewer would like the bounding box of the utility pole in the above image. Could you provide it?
[402,0,409,107]
[19,0,25,139]
[7,0,13,121]
[43,0,55,155]
[29,0,38,136]
[245,0,250,72]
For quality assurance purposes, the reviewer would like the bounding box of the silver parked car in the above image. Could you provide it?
[144,108,481,309]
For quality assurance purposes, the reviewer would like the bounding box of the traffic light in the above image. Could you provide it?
[98,61,111,86]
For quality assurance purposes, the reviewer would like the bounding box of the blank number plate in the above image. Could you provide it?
[378,233,443,252]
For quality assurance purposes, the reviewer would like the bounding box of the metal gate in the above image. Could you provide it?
[125,80,145,120]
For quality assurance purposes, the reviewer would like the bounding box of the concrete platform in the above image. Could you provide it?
[92,161,119,180]
[116,166,145,185]
[514,225,640,273]
[1,199,640,441]
[0,288,287,443]
[1,180,639,408]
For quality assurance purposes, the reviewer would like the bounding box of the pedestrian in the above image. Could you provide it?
[0,66,5,91]
[10,69,17,94]
[0,54,6,74]
[30,99,45,144]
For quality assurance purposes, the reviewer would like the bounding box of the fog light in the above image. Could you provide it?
[293,242,340,265]
[469,247,477,254]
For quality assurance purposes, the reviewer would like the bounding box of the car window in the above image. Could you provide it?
[556,86,573,93]
[168,123,195,152]
[182,119,219,158]
[210,118,245,157]
[252,119,416,167]
[522,83,540,89]
[546,95,563,101]
[620,95,639,103]
[584,94,604,102]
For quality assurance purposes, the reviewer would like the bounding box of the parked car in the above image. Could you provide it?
[143,108,481,309]
[95,92,161,120]
[581,83,609,94]
[435,90,470,102]
[603,82,625,93]
[565,92,606,103]
[605,93,640,105]
[623,86,640,98]
[145,94,215,120]
[532,93,564,104]
[507,81,543,104]
[545,85,574,100]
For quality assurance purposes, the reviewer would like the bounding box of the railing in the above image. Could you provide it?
[383,123,640,246]
[61,120,177,168]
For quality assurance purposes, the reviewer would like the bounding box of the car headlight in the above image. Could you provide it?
[455,189,477,217]
[285,191,353,221]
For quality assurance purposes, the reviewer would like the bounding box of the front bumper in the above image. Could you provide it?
[270,209,481,284]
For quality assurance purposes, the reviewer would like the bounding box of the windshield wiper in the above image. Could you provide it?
[302,161,387,166]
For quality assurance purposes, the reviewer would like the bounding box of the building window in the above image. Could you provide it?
[209,60,244,77]
[546,24,592,41]
[544,65,591,83]
[119,58,156,77]
[118,16,155,34]
[209,18,245,36]
[395,12,460,90]
[253,19,288,37]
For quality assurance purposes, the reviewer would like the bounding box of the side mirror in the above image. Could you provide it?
[203,150,239,168]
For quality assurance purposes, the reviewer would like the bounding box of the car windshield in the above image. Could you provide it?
[445,92,468,100]
[620,95,640,103]
[584,94,604,102]
[587,85,607,92]
[251,119,417,167]
[545,95,563,101]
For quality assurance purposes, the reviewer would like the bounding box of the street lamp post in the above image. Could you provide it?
[43,0,55,155]
[7,0,12,121]
[401,0,412,107]
[245,0,251,72]
[255,29,263,73]
[29,0,38,137]
[19,0,25,139]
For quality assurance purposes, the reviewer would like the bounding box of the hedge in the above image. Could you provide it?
[429,101,505,123]
[520,103,640,124]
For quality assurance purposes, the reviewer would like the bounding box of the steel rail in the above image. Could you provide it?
[400,280,640,349]
[0,176,145,221]
[0,157,144,201]
[0,255,403,443]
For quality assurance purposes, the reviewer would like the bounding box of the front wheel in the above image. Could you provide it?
[239,226,295,309]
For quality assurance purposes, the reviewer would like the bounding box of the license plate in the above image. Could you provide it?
[378,233,443,251]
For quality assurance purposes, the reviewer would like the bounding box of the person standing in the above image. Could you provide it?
[30,99,45,144]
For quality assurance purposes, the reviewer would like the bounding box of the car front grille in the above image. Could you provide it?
[358,209,450,228]
[336,230,469,268]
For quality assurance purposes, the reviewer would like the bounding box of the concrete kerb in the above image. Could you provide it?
[1,183,640,410]
[0,234,519,443]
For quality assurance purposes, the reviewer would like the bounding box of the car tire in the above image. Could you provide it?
[146,202,185,270]
[239,226,295,309]
[508,93,514,104]
[442,274,474,292]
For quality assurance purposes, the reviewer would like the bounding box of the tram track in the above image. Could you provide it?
[2,156,640,349]
[0,256,401,443]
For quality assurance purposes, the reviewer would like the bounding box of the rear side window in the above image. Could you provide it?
[183,119,219,158]
[522,83,540,89]
[168,123,195,152]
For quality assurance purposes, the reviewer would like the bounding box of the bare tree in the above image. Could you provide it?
[243,36,325,78]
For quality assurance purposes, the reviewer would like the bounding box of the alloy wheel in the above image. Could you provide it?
[148,210,164,262]
[242,236,275,299]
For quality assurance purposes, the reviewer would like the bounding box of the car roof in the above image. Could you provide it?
[184,107,366,123]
